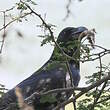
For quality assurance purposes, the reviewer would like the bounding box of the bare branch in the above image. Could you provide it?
[91,81,108,110]
[53,73,110,110]
[0,12,32,32]
[63,0,72,21]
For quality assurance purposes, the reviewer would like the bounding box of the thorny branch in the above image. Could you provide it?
[3,87,86,110]
[97,95,110,104]
[3,72,110,110]
[0,12,6,54]
[24,87,86,103]
[63,0,72,21]
[91,81,108,110]
[0,7,15,54]
[65,59,77,110]
[53,73,110,110]
[0,6,15,13]
[90,51,103,110]
[0,8,32,54]
[0,12,32,32]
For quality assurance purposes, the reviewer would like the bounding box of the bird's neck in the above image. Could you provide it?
[50,46,80,68]
[38,46,79,74]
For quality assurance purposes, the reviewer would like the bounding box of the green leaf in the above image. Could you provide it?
[41,35,52,46]
[16,3,27,10]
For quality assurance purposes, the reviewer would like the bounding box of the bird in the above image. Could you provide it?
[0,26,88,110]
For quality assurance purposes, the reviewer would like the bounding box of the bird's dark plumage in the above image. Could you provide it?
[0,26,88,110]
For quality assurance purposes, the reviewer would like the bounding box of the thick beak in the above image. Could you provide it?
[71,27,88,39]
[71,27,96,48]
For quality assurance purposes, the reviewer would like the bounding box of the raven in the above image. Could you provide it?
[0,26,88,110]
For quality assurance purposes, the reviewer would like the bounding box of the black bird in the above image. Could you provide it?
[0,26,88,110]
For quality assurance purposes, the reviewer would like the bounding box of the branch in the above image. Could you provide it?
[63,0,72,21]
[91,81,108,110]
[25,87,86,103]
[0,6,15,13]
[3,87,86,110]
[20,0,98,64]
[81,49,110,62]
[53,73,110,110]
[0,10,32,54]
[97,95,110,104]
[0,12,6,54]
[0,12,32,32]
[91,53,103,109]
[65,60,76,110]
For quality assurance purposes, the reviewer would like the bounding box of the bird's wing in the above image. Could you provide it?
[0,62,67,110]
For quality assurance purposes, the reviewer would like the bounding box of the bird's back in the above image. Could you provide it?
[0,61,68,110]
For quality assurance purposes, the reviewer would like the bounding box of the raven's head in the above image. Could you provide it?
[57,27,88,58]
[57,27,88,43]
[51,26,95,65]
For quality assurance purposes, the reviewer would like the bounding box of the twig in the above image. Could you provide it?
[91,81,108,110]
[97,95,110,104]
[63,0,72,21]
[0,10,32,54]
[3,87,86,110]
[0,12,6,54]
[25,87,86,103]
[0,6,15,13]
[0,12,32,32]
[53,73,110,110]
[91,53,103,109]
[85,44,107,50]
[81,49,110,62]
[98,54,102,79]
[65,60,76,110]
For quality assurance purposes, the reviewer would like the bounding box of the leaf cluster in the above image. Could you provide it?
[77,64,110,110]
[0,84,7,97]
